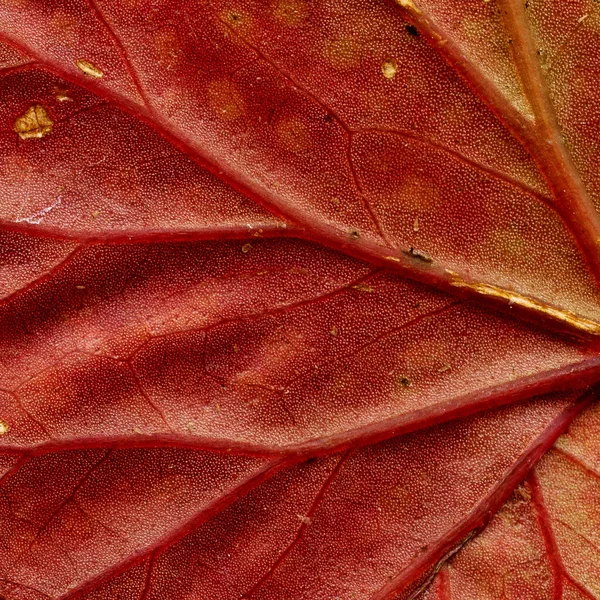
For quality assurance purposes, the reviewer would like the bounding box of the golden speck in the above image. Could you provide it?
[413,216,420,232]
[76,59,104,78]
[75,285,86,290]
[242,243,252,253]
[351,283,374,293]
[395,0,421,13]
[437,364,451,373]
[53,87,72,102]
[330,325,338,336]
[0,419,9,436]
[14,105,54,140]
[381,59,398,79]
[91,210,101,218]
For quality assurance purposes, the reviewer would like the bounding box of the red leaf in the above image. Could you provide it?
[0,0,599,598]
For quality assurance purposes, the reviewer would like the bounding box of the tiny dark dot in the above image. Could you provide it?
[405,24,419,37]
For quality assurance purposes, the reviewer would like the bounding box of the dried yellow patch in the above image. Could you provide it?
[447,272,600,334]
[208,79,245,120]
[381,59,398,79]
[273,0,309,25]
[324,38,362,71]
[0,419,8,436]
[14,105,54,140]
[53,86,72,102]
[395,0,421,14]
[153,27,182,70]
[276,117,312,153]
[76,59,103,78]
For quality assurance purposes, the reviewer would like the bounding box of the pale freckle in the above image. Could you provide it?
[76,59,103,78]
[381,59,398,79]
[487,227,528,259]
[324,38,362,71]
[276,117,312,153]
[51,11,79,46]
[208,79,245,120]
[272,0,309,25]
[153,27,182,70]
[0,419,8,436]
[14,105,54,140]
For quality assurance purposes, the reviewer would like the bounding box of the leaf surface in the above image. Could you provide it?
[0,0,600,598]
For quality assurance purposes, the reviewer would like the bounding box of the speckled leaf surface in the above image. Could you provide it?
[1,0,600,598]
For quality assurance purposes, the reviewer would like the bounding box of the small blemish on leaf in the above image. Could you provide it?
[0,419,9,436]
[324,38,362,71]
[405,24,419,37]
[208,79,245,120]
[398,376,412,388]
[76,59,104,78]
[351,283,374,293]
[404,247,433,263]
[242,243,252,253]
[14,105,53,140]
[413,216,420,232]
[330,325,338,336]
[349,229,360,240]
[53,86,72,102]
[437,363,452,373]
[381,59,398,79]
[297,514,313,525]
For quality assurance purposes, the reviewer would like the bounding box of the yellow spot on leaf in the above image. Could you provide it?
[153,27,182,70]
[273,0,309,25]
[0,419,8,436]
[53,87,72,102]
[14,105,53,140]
[324,38,362,71]
[241,243,252,253]
[395,0,421,14]
[276,117,312,153]
[381,59,398,79]
[76,59,103,78]
[351,283,374,293]
[447,271,600,334]
[208,79,245,120]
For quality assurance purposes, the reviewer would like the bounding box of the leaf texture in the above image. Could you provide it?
[0,0,600,598]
